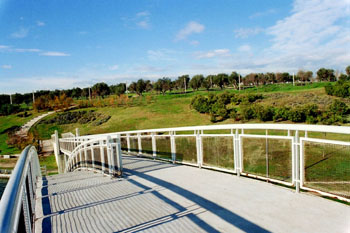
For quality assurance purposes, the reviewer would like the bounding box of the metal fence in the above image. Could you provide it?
[0,146,41,233]
[58,124,350,202]
[60,135,123,177]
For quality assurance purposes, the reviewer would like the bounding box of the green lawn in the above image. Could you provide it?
[0,110,45,155]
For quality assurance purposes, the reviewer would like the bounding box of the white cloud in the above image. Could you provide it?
[11,27,29,38]
[137,20,149,29]
[14,48,41,53]
[195,49,230,59]
[190,40,199,46]
[147,49,177,61]
[136,11,150,17]
[1,65,12,69]
[234,27,264,38]
[37,21,45,26]
[40,51,70,57]
[237,45,251,52]
[175,21,205,41]
[0,45,10,50]
[263,0,350,70]
[249,9,276,19]
[109,65,119,71]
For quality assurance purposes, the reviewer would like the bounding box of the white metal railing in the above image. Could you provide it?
[58,124,350,202]
[0,146,41,233]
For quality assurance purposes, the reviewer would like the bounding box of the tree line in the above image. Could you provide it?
[1,66,349,107]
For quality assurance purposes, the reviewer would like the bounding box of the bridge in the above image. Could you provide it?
[1,124,349,232]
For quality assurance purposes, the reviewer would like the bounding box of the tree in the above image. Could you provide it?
[71,88,82,98]
[110,83,126,96]
[265,72,276,84]
[317,68,336,82]
[81,88,90,99]
[92,82,110,97]
[135,79,147,96]
[206,75,215,88]
[145,80,153,92]
[214,73,229,89]
[176,75,190,93]
[189,75,204,91]
[128,82,137,93]
[297,70,313,83]
[201,78,211,91]
[154,78,172,95]
[228,72,239,89]
[346,65,350,76]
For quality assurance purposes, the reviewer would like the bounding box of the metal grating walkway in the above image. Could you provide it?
[35,155,350,233]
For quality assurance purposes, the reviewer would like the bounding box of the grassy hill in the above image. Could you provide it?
[29,82,349,139]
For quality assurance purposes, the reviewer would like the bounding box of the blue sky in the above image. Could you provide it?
[0,0,349,93]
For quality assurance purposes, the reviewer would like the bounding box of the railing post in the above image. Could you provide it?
[83,140,88,170]
[266,129,269,180]
[294,130,300,193]
[106,136,113,175]
[115,135,123,176]
[127,133,131,154]
[137,133,142,156]
[91,143,95,170]
[234,129,241,176]
[100,140,105,174]
[196,130,202,168]
[152,133,156,158]
[170,131,176,163]
[54,130,60,169]
[78,139,82,170]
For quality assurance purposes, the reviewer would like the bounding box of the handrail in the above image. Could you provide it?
[0,146,41,233]
[58,123,350,202]
[60,123,350,140]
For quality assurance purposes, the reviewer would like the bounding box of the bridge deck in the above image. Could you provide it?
[35,155,350,233]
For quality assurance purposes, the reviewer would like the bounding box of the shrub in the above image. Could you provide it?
[325,81,350,98]
[273,107,290,122]
[0,104,23,116]
[191,95,210,113]
[254,105,274,122]
[328,99,348,116]
[240,104,255,121]
[288,107,306,122]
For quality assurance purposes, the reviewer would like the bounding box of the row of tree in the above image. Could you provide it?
[1,66,349,105]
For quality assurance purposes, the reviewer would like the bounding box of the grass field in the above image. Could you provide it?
[0,110,45,155]
[30,82,350,141]
[0,154,58,175]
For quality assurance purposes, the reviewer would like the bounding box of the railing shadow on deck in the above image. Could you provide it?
[39,157,270,233]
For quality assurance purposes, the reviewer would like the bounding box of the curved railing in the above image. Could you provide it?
[60,135,123,176]
[0,146,41,233]
[58,124,350,202]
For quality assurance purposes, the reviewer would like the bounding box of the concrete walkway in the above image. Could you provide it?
[15,111,54,138]
[34,155,350,233]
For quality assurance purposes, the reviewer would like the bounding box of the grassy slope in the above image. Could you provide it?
[31,82,346,140]
[0,111,44,155]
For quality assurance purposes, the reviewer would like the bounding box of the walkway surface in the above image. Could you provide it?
[15,111,54,138]
[34,155,350,233]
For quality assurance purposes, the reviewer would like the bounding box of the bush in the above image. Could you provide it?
[240,104,255,121]
[0,104,23,116]
[328,99,348,116]
[254,105,274,121]
[191,95,210,113]
[288,107,306,122]
[325,81,350,98]
[273,107,290,122]
[42,110,111,125]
